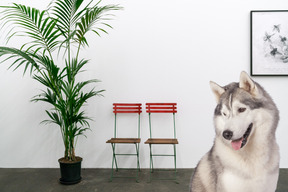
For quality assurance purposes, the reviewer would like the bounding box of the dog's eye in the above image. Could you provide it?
[222,112,226,116]
[238,108,246,113]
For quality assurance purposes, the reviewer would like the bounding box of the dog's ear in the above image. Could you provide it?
[210,81,225,103]
[239,71,259,97]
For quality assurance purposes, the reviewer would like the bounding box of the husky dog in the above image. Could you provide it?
[190,71,280,192]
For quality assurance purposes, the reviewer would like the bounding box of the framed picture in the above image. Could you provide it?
[251,10,288,76]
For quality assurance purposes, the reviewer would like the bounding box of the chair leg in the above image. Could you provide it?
[173,144,179,184]
[135,143,140,183]
[136,143,141,171]
[148,144,154,182]
[109,143,119,182]
[150,144,154,172]
[112,143,119,171]
[109,143,115,182]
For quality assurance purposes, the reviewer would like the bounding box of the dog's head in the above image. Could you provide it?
[210,71,279,151]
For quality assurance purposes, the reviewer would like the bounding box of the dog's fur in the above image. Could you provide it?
[190,71,280,192]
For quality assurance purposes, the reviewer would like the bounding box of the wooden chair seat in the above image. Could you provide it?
[106,138,141,144]
[144,138,178,144]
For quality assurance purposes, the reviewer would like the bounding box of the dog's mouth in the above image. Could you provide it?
[231,123,253,151]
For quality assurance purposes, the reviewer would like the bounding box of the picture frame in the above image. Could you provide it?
[251,10,288,76]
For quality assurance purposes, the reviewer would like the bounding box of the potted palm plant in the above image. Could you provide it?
[0,0,121,184]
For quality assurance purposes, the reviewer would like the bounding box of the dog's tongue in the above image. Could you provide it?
[231,138,243,150]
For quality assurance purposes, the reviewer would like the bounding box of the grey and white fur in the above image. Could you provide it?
[190,71,280,192]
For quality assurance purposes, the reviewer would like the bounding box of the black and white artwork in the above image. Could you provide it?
[251,11,288,76]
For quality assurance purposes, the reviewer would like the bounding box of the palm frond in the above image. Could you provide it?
[0,46,39,75]
[75,3,122,47]
[50,0,85,37]
[66,58,89,82]
[0,4,60,55]
[42,110,63,127]
[31,89,57,104]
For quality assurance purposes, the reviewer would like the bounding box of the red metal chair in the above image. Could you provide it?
[106,103,142,182]
[144,103,178,182]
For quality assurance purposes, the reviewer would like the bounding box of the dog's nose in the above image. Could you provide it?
[223,130,233,140]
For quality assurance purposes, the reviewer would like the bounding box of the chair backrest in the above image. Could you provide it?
[146,103,177,138]
[113,103,142,138]
[146,103,177,113]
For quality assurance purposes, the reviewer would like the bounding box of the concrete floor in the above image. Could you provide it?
[0,168,287,192]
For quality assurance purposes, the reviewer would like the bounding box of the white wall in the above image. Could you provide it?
[1,0,288,168]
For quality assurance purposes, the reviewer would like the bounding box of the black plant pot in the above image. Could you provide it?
[58,157,83,185]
